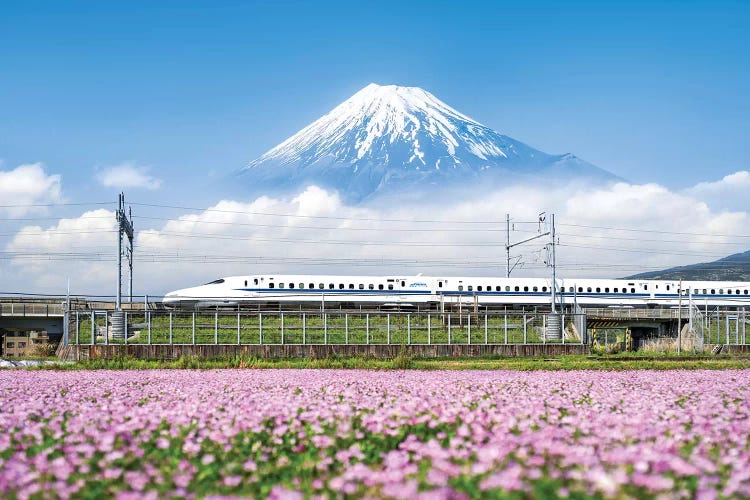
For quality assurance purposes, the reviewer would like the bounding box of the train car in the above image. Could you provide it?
[162,274,750,309]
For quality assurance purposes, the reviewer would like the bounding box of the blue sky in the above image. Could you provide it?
[2,1,750,294]
[1,0,748,204]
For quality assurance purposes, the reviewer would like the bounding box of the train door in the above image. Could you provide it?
[641,282,657,307]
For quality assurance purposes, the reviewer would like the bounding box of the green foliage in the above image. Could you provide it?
[18,354,750,371]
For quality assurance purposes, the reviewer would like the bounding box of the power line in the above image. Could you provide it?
[0,215,113,222]
[560,222,750,239]
[132,215,511,232]
[0,201,114,208]
[559,243,730,258]
[129,201,511,224]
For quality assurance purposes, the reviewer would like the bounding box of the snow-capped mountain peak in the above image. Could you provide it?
[237,83,616,203]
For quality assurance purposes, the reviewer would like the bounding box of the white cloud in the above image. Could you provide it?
[4,182,749,296]
[685,170,750,212]
[0,163,63,216]
[97,162,162,190]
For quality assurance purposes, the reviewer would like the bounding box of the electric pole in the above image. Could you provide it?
[550,213,557,313]
[506,214,510,278]
[677,279,682,355]
[505,212,558,313]
[115,193,134,310]
[505,213,550,277]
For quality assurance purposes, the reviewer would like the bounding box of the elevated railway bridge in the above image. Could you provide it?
[1,297,747,352]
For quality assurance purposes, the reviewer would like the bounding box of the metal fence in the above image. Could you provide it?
[63,310,587,346]
[0,302,65,317]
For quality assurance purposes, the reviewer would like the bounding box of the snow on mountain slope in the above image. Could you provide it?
[237,83,617,203]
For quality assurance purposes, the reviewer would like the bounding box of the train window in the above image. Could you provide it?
[359,284,364,290]
[605,288,609,293]
[477,286,482,291]
[369,284,374,290]
[587,287,592,293]
[496,286,502,291]
[329,284,335,289]
[542,286,547,292]
[279,283,284,289]
[514,286,519,292]
[702,289,706,294]
[205,279,225,285]
[309,283,314,289]
[339,284,345,289]
[745,290,748,295]
[388,284,394,290]
[578,287,583,293]
[631,288,635,293]
[711,289,715,294]
[254,278,259,285]
[289,283,295,289]
[349,284,355,289]
[468,285,473,291]
[459,285,464,291]
[524,286,529,292]
[244,280,247,287]
[569,287,574,293]
[666,285,670,291]
[378,284,384,290]
[736,289,741,294]
[644,285,648,290]
[401,281,405,287]
[506,286,511,292]
[269,283,275,289]
[719,289,723,294]
[532,286,538,292]
[299,283,304,289]
[438,282,443,288]
[596,287,600,293]
[318,283,324,289]
[614,287,618,293]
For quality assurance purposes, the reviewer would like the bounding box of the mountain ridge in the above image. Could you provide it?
[237,83,618,203]
[627,250,750,281]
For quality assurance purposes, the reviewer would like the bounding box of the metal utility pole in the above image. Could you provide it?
[550,213,557,313]
[127,206,134,303]
[505,213,550,277]
[505,212,558,313]
[506,214,510,278]
[677,279,682,355]
[115,193,134,310]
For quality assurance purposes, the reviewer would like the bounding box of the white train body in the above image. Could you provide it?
[163,274,750,309]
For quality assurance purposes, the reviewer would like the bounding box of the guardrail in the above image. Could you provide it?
[583,307,686,320]
[0,302,65,317]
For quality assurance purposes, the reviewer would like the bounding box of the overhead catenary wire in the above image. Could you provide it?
[0,201,114,208]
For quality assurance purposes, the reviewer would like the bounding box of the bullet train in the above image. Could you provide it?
[162,274,750,309]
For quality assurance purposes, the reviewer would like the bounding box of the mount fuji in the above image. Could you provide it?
[237,83,618,203]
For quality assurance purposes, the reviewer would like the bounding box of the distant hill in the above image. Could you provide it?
[627,250,750,281]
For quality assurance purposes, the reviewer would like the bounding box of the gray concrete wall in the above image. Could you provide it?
[57,343,590,361]
[0,318,64,335]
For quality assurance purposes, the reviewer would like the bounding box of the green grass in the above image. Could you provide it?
[71,313,558,346]
[21,354,750,371]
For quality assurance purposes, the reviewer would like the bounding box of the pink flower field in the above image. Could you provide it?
[1,369,749,499]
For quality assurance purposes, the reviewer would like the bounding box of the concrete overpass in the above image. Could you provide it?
[0,300,67,337]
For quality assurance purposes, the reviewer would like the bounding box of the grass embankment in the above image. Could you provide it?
[18,353,750,371]
[71,313,553,345]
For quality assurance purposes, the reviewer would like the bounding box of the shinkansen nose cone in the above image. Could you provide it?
[162,289,198,308]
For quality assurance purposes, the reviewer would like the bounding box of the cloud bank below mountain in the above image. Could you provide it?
[4,171,748,295]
